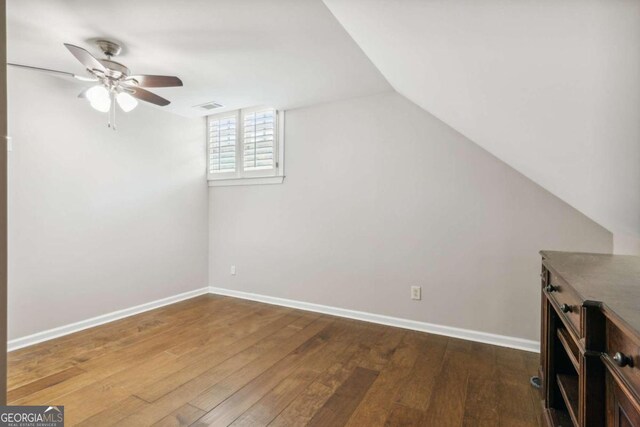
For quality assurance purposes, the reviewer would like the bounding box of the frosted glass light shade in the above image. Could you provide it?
[86,85,111,112]
[117,92,138,112]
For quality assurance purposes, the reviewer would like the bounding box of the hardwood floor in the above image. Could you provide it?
[8,295,543,426]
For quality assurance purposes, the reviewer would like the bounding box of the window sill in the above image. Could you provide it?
[208,176,285,187]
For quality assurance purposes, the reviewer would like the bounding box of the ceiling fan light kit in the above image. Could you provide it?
[116,92,138,112]
[9,39,183,130]
[85,85,111,112]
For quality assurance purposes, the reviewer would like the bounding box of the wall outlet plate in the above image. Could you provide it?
[230,265,236,275]
[411,286,421,300]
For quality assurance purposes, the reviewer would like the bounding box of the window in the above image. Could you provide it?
[208,114,237,174]
[207,107,284,186]
[243,109,275,172]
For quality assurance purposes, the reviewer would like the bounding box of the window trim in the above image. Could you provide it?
[207,176,284,187]
[207,107,285,186]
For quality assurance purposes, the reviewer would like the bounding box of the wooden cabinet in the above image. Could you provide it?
[606,369,640,427]
[539,251,640,427]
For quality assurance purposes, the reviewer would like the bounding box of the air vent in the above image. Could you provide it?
[195,101,224,111]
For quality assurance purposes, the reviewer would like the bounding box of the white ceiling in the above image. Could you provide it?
[9,0,639,248]
[324,0,640,245]
[7,0,390,117]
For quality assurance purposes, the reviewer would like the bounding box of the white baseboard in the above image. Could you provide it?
[7,287,209,352]
[209,286,540,353]
[7,285,539,353]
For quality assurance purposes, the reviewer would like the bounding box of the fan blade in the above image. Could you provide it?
[8,63,99,82]
[64,43,106,73]
[126,75,183,88]
[128,87,170,106]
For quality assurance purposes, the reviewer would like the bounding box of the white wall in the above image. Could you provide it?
[324,0,640,251]
[209,91,612,342]
[8,69,208,340]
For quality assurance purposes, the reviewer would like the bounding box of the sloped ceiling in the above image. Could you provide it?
[7,0,390,117]
[324,0,640,249]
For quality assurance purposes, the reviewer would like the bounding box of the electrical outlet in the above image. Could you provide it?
[230,265,236,275]
[411,286,421,300]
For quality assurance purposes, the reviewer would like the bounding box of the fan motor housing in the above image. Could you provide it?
[98,59,130,79]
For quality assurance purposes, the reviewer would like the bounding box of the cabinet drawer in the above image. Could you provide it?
[545,272,582,337]
[605,317,640,399]
[606,367,640,426]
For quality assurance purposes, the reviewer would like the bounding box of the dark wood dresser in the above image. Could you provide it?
[540,251,640,426]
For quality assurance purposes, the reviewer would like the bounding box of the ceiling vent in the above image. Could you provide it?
[195,101,224,111]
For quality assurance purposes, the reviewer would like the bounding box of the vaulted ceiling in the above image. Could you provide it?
[324,0,640,251]
[7,0,390,117]
[7,0,639,251]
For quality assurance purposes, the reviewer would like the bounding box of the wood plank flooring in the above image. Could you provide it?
[8,294,543,426]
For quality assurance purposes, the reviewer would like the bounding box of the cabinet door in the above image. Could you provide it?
[607,371,640,427]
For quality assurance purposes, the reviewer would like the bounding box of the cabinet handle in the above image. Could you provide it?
[613,352,634,368]
[545,285,556,293]
[560,304,572,313]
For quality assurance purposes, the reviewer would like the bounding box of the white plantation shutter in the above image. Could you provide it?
[243,108,275,171]
[208,114,237,174]
[207,107,282,184]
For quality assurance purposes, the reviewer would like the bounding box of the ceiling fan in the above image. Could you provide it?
[8,39,183,130]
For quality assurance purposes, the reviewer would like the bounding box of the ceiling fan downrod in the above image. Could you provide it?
[96,39,122,58]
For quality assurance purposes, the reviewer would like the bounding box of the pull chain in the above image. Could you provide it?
[107,91,117,131]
